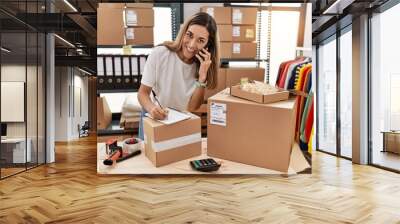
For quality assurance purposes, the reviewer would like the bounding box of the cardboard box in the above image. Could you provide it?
[231,7,258,25]
[97,7,125,45]
[225,67,265,87]
[98,3,125,9]
[125,8,154,27]
[97,97,112,130]
[201,7,231,24]
[125,3,153,8]
[125,27,154,46]
[231,42,257,59]
[230,84,289,104]
[220,42,232,59]
[204,68,227,100]
[207,91,297,172]
[232,25,256,42]
[218,25,232,42]
[143,113,202,167]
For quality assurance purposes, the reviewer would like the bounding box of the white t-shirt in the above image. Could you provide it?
[141,46,197,111]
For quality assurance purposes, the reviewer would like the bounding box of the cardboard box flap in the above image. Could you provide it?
[288,143,311,173]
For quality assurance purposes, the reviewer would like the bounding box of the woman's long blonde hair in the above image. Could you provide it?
[162,12,220,89]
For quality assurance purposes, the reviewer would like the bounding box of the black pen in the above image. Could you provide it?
[151,90,163,109]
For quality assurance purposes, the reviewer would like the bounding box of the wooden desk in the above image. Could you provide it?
[382,131,400,154]
[97,139,310,175]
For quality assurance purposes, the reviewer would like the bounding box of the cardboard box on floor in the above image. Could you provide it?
[207,90,297,172]
[97,97,112,130]
[201,6,232,24]
[232,25,256,42]
[231,42,257,59]
[97,7,124,45]
[125,27,154,46]
[231,7,258,25]
[225,67,265,87]
[143,113,202,167]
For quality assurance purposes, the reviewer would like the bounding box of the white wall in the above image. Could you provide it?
[54,67,89,141]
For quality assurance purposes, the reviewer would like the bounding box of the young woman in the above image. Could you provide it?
[137,12,220,139]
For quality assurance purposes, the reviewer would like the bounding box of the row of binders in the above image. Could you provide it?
[97,55,148,91]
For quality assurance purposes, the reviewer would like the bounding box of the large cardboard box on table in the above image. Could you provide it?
[143,113,202,167]
[125,27,154,45]
[97,97,112,130]
[231,7,258,25]
[207,91,297,172]
[97,7,125,45]
[201,6,232,24]
[232,25,256,42]
[225,67,265,87]
[231,42,257,59]
[204,68,227,100]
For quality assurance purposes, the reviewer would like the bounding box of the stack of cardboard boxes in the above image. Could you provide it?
[201,6,258,59]
[97,3,154,46]
[124,3,154,46]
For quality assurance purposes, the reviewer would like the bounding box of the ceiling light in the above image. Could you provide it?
[78,67,92,76]
[1,47,11,53]
[63,0,78,12]
[323,0,355,15]
[54,34,75,48]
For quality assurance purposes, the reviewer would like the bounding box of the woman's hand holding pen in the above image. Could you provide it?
[195,48,211,83]
[150,105,168,120]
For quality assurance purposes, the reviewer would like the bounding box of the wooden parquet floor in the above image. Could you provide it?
[1,135,400,223]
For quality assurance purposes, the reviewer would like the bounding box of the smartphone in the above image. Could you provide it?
[194,42,212,65]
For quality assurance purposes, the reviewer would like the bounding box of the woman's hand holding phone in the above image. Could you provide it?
[195,48,211,83]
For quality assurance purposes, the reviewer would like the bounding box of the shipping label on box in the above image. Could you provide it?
[232,9,243,24]
[126,28,135,40]
[246,28,254,38]
[233,43,241,54]
[126,10,138,26]
[206,7,215,17]
[232,26,240,37]
[210,102,227,126]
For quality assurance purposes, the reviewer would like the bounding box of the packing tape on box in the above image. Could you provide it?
[148,132,201,152]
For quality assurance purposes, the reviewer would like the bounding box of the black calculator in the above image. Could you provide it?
[190,158,221,172]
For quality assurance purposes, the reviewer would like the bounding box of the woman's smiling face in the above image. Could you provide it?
[181,25,209,61]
